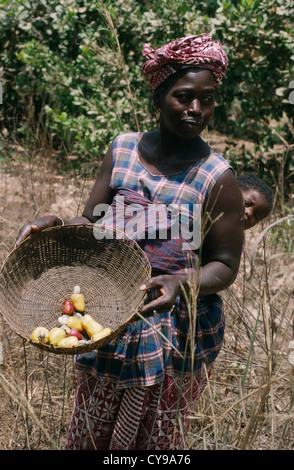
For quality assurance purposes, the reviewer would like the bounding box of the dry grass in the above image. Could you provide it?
[0,146,293,450]
[187,222,294,450]
[0,153,93,450]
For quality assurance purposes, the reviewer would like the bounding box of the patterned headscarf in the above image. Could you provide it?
[142,34,228,90]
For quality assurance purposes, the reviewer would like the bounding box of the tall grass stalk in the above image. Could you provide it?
[96,0,140,133]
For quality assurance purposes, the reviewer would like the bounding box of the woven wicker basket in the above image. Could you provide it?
[0,224,151,355]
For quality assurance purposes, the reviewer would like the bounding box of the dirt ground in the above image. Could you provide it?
[0,136,293,450]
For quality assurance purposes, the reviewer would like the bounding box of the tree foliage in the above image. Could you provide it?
[0,0,293,191]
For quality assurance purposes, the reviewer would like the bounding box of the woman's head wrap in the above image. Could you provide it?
[142,34,228,90]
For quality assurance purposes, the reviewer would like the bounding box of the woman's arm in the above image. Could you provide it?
[139,169,244,314]
[81,142,115,222]
[14,143,115,246]
[197,168,244,295]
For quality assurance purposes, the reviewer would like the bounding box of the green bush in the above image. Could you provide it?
[0,0,293,194]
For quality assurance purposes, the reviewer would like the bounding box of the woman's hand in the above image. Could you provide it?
[139,273,189,315]
[14,215,63,247]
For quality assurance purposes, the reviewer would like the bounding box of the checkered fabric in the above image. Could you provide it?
[75,132,230,388]
[109,133,230,208]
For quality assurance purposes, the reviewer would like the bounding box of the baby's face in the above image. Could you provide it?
[241,189,271,230]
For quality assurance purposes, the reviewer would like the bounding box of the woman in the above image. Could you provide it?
[15,34,244,450]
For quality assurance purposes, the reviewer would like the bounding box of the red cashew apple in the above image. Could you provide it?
[67,328,83,341]
[62,300,74,315]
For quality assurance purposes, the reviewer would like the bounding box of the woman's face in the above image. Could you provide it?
[242,189,271,230]
[159,69,215,139]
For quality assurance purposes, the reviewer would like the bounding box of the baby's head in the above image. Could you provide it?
[237,174,273,230]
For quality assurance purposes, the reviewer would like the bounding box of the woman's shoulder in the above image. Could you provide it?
[191,147,234,197]
[110,133,142,171]
[113,132,140,147]
[204,147,232,172]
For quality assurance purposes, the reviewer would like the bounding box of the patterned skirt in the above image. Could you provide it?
[64,364,213,450]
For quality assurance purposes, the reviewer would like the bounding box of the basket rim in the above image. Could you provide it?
[0,223,152,355]
[1,222,151,271]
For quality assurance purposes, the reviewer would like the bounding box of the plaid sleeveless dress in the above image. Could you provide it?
[75,132,232,388]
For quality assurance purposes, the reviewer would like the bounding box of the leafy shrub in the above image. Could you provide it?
[0,0,293,195]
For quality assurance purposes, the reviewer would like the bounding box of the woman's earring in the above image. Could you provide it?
[156,107,161,121]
